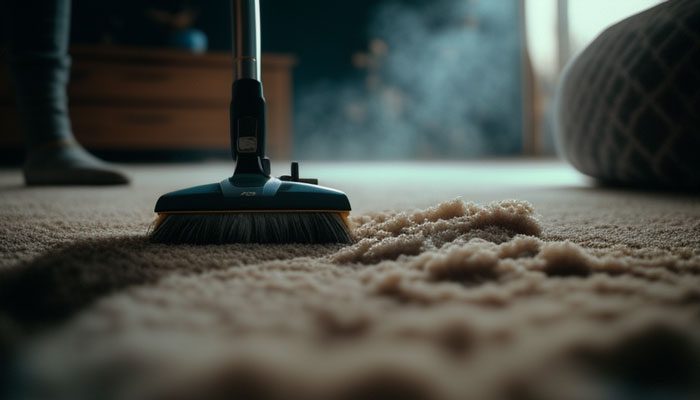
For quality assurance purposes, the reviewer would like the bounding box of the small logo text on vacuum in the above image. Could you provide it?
[240,192,257,197]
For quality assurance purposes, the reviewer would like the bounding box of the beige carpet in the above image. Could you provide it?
[1,160,699,400]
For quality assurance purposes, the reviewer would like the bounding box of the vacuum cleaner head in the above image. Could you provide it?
[150,167,353,244]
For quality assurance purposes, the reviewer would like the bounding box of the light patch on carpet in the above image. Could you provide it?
[337,199,541,264]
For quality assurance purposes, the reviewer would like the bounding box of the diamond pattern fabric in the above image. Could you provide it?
[556,0,700,189]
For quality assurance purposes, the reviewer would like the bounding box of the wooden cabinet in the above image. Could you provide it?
[0,45,296,159]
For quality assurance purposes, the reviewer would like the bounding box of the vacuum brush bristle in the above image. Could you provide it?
[150,212,353,244]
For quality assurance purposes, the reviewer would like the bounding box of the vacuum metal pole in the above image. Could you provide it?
[232,0,261,81]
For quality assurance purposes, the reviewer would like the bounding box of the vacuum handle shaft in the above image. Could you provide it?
[231,0,261,81]
[230,0,267,175]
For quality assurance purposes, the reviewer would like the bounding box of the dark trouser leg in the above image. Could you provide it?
[7,0,72,148]
[5,0,129,185]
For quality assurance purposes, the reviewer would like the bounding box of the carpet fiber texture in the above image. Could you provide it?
[1,161,699,400]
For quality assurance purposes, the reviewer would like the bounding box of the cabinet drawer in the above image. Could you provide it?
[70,106,229,149]
[70,62,231,106]
[0,105,290,158]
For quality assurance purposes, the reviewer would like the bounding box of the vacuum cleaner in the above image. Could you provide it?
[149,0,353,244]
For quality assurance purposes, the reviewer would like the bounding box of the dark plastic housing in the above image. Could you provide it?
[154,176,351,213]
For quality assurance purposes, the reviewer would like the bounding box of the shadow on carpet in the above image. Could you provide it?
[0,236,340,335]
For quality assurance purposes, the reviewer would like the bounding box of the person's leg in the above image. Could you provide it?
[6,0,129,185]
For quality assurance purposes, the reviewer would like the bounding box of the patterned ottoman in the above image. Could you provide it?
[555,0,700,189]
